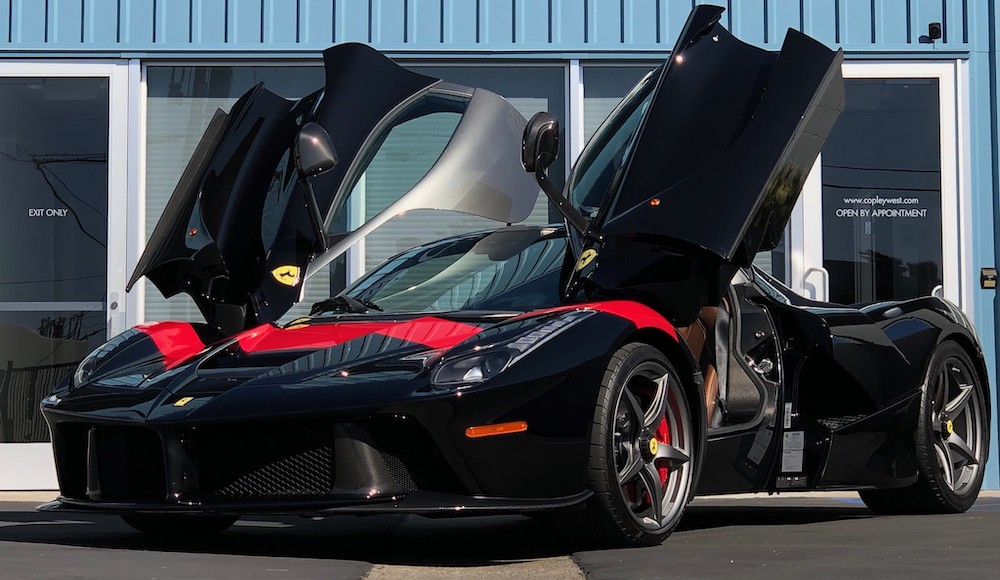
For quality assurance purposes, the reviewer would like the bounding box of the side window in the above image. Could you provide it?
[753,233,787,284]
[350,109,471,272]
[329,93,468,236]
[260,148,297,250]
[325,93,504,276]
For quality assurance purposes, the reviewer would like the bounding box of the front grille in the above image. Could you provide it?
[52,423,89,500]
[364,417,460,494]
[95,426,166,501]
[55,416,454,505]
[191,421,337,500]
[380,450,417,491]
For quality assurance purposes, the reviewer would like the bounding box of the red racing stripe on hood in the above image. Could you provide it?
[136,321,206,369]
[379,317,484,348]
[235,317,485,353]
[514,301,677,340]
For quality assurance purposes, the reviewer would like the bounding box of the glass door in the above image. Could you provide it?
[0,62,127,489]
[789,62,966,310]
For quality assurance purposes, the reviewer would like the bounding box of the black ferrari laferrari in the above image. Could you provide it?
[39,6,990,546]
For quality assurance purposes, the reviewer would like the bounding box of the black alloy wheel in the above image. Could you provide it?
[554,342,695,546]
[120,514,239,537]
[860,341,989,514]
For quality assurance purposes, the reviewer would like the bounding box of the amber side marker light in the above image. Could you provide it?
[465,421,528,439]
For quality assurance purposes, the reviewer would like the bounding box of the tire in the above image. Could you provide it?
[120,514,238,537]
[553,342,696,547]
[860,341,989,515]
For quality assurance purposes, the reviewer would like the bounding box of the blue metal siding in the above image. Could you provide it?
[443,0,476,44]
[980,0,1000,489]
[156,0,191,44]
[192,0,225,44]
[0,0,975,55]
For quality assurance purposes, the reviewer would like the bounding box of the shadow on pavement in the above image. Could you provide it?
[0,505,568,566]
[678,503,873,532]
[0,500,873,566]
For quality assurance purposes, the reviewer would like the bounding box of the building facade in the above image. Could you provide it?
[0,0,997,491]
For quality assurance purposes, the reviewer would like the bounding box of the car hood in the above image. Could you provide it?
[129,43,539,335]
[568,5,844,323]
[69,311,538,422]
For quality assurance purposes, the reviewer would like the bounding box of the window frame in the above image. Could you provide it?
[787,60,969,313]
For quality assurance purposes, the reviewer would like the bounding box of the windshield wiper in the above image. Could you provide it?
[310,295,383,315]
[354,296,383,312]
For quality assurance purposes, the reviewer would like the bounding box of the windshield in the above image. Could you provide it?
[568,70,658,219]
[333,227,566,314]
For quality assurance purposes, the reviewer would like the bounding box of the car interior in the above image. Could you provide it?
[676,268,778,430]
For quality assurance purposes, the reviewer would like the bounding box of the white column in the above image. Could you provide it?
[566,60,585,174]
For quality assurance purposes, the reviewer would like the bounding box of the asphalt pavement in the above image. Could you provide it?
[0,493,996,579]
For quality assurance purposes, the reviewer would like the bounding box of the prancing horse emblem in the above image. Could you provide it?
[576,249,598,271]
[271,265,302,287]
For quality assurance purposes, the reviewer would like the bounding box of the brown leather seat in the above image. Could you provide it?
[676,307,720,422]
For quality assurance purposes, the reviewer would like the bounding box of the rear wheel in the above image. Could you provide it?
[120,514,238,537]
[555,343,696,546]
[860,342,988,514]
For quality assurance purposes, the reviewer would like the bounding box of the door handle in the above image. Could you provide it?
[803,266,829,302]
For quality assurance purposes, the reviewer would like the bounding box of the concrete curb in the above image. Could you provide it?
[0,492,58,502]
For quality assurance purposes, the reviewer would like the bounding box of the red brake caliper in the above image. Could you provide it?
[655,417,671,484]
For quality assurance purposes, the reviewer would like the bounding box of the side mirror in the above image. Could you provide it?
[522,112,560,173]
[293,122,337,254]
[294,122,338,178]
[521,112,588,234]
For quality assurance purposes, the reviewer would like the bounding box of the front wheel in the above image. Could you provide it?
[860,342,989,514]
[554,343,696,546]
[120,514,238,537]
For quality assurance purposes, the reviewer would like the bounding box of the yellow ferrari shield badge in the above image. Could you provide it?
[174,396,194,407]
[648,438,659,456]
[576,249,598,271]
[271,265,301,287]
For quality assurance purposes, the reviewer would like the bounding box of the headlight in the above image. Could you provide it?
[69,328,144,389]
[430,309,593,387]
[431,348,514,385]
[73,349,100,388]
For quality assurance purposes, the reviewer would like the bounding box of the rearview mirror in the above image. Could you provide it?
[294,122,338,178]
[522,112,559,173]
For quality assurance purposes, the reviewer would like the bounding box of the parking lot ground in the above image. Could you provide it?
[575,493,1000,580]
[0,492,997,579]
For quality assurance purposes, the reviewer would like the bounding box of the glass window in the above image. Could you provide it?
[821,79,942,304]
[145,66,325,324]
[570,74,655,218]
[328,93,469,272]
[583,66,654,141]
[0,77,109,442]
[753,236,786,282]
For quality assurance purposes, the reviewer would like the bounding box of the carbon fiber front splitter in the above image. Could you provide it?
[37,490,593,518]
